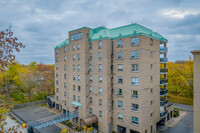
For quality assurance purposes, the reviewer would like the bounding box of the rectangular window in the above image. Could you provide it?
[132,116,138,124]
[56,50,58,55]
[132,103,139,112]
[73,44,75,51]
[64,47,66,53]
[71,33,82,41]
[132,77,138,85]
[99,111,102,117]
[118,52,123,59]
[118,40,123,47]
[78,65,80,71]
[89,53,92,60]
[89,43,92,49]
[99,41,102,48]
[118,113,123,120]
[99,88,102,95]
[150,51,153,57]
[132,64,138,72]
[131,50,138,59]
[56,73,58,78]
[77,43,80,50]
[90,97,92,104]
[90,75,92,82]
[73,75,76,80]
[64,74,66,79]
[73,54,75,60]
[78,96,80,102]
[56,57,58,62]
[64,65,66,71]
[99,76,102,83]
[118,76,123,84]
[89,64,92,71]
[64,83,66,88]
[131,38,138,45]
[150,100,153,106]
[150,113,153,118]
[150,38,153,45]
[64,56,66,62]
[64,92,66,97]
[73,65,75,71]
[99,64,102,71]
[77,54,80,60]
[151,88,153,94]
[56,96,58,100]
[90,108,93,115]
[78,75,80,81]
[99,52,102,60]
[118,101,123,108]
[73,95,75,101]
[73,85,75,91]
[99,99,102,106]
[150,76,153,81]
[118,64,123,71]
[78,86,81,92]
[56,65,58,70]
[56,88,58,92]
[131,90,138,98]
[65,100,67,105]
[118,89,123,96]
[150,64,153,70]
[56,80,58,85]
[90,86,92,93]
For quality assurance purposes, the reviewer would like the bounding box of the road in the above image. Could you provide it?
[161,103,193,133]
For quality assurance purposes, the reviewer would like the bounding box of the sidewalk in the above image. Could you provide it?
[167,111,187,127]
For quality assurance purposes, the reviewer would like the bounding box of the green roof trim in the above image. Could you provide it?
[54,39,69,49]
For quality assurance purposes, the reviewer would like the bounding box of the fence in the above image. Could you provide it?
[12,100,46,110]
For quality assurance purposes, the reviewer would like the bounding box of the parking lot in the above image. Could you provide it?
[12,106,61,133]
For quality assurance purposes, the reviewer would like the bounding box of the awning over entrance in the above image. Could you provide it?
[80,115,98,126]
[71,101,82,107]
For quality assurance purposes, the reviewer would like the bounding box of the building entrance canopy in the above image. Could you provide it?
[80,115,98,126]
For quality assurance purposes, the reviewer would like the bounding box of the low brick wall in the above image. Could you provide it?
[12,100,46,110]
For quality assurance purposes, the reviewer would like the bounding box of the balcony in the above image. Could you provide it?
[160,110,168,118]
[160,98,168,106]
[160,58,168,64]
[160,89,168,96]
[160,79,168,85]
[160,47,168,53]
[167,103,173,108]
[160,68,168,74]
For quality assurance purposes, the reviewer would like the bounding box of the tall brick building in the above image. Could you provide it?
[52,23,173,133]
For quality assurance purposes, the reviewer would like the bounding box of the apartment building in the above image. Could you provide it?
[191,50,200,133]
[53,23,173,133]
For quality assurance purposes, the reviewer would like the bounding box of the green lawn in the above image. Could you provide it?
[167,93,193,105]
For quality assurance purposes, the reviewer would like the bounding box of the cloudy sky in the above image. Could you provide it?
[0,0,199,64]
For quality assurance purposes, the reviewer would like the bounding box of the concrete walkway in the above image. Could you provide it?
[167,111,187,127]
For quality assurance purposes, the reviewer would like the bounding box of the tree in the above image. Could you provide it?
[0,26,25,70]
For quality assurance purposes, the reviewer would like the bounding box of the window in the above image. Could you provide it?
[89,43,92,49]
[90,108,93,115]
[118,40,123,47]
[64,56,66,62]
[132,64,138,72]
[150,38,153,45]
[99,41,102,48]
[118,76,123,84]
[99,88,102,94]
[90,97,92,104]
[78,86,81,92]
[150,76,153,81]
[56,73,58,78]
[64,74,66,79]
[90,75,92,82]
[56,88,58,93]
[64,83,66,88]
[118,52,123,59]
[73,54,75,60]
[71,33,82,41]
[151,125,153,133]
[118,89,123,96]
[73,75,76,80]
[150,64,153,70]
[73,44,75,51]
[78,65,80,71]
[56,80,58,85]
[56,96,58,100]
[64,92,66,97]
[73,95,76,101]
[64,65,66,71]
[99,64,102,71]
[131,38,138,45]
[99,76,102,83]
[150,100,153,106]
[132,77,138,85]
[90,86,92,93]
[73,85,75,91]
[99,52,102,60]
[99,99,102,106]
[132,103,139,112]
[77,54,80,60]
[118,113,123,120]
[78,75,80,81]
[73,65,75,71]
[150,51,153,57]
[99,111,102,117]
[56,65,58,70]
[77,43,80,50]
[131,50,138,59]
[78,96,80,102]
[64,47,66,53]
[118,101,123,108]
[131,90,138,98]
[118,64,123,71]
[132,116,138,124]
[65,100,67,105]
[150,113,153,118]
[89,64,92,71]
[151,88,153,94]
[56,57,58,62]
[89,53,92,60]
[145,130,147,133]
[56,50,58,55]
